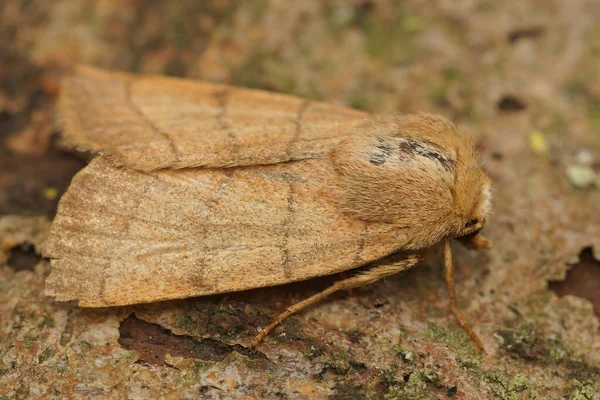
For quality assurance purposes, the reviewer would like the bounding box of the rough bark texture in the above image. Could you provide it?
[1,1,600,399]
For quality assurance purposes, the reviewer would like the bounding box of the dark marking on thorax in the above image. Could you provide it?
[398,138,454,170]
[369,137,455,171]
[369,138,393,165]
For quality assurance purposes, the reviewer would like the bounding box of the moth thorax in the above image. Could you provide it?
[328,134,462,248]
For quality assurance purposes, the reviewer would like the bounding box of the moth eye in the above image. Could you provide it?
[465,219,479,228]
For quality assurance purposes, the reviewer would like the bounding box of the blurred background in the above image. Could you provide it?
[1,1,600,398]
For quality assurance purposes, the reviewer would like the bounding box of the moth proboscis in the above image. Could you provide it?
[44,66,493,352]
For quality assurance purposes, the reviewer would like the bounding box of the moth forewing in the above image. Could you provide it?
[44,156,414,307]
[59,65,366,171]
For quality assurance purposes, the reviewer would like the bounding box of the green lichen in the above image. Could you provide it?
[23,334,37,349]
[301,339,325,359]
[424,305,445,319]
[322,360,350,376]
[205,303,252,339]
[192,360,214,370]
[426,322,481,362]
[14,384,30,400]
[510,374,529,392]
[383,372,437,400]
[331,381,367,400]
[321,346,352,375]
[274,318,327,358]
[566,379,596,400]
[48,364,69,374]
[378,361,453,399]
[37,315,55,329]
[495,327,540,360]
[564,359,600,385]
[394,346,415,365]
[173,314,194,330]
[496,314,599,388]
[528,392,541,400]
[463,328,598,400]
[70,340,92,357]
[378,368,401,393]
[177,359,216,389]
[38,347,55,364]
[483,371,529,400]
[542,338,571,364]
[420,369,440,385]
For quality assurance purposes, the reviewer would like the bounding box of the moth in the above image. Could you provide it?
[44,66,492,351]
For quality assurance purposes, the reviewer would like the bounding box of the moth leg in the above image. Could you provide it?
[251,255,421,347]
[339,271,353,294]
[444,240,486,353]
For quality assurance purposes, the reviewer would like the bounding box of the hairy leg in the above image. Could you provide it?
[252,255,421,347]
[444,240,485,352]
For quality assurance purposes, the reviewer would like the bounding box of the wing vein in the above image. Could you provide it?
[124,80,181,164]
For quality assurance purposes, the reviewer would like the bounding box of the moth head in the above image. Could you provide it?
[454,172,492,239]
[330,113,492,249]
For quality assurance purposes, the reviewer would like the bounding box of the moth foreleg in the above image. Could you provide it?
[444,240,486,353]
[251,255,421,347]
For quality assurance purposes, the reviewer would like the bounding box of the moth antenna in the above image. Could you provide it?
[251,256,421,347]
[444,240,486,353]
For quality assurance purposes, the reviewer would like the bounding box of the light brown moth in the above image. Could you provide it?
[44,66,492,351]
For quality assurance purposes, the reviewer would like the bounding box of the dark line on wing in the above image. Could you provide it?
[124,81,181,164]
[286,100,311,158]
[278,101,312,279]
[280,179,297,281]
[213,89,238,158]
